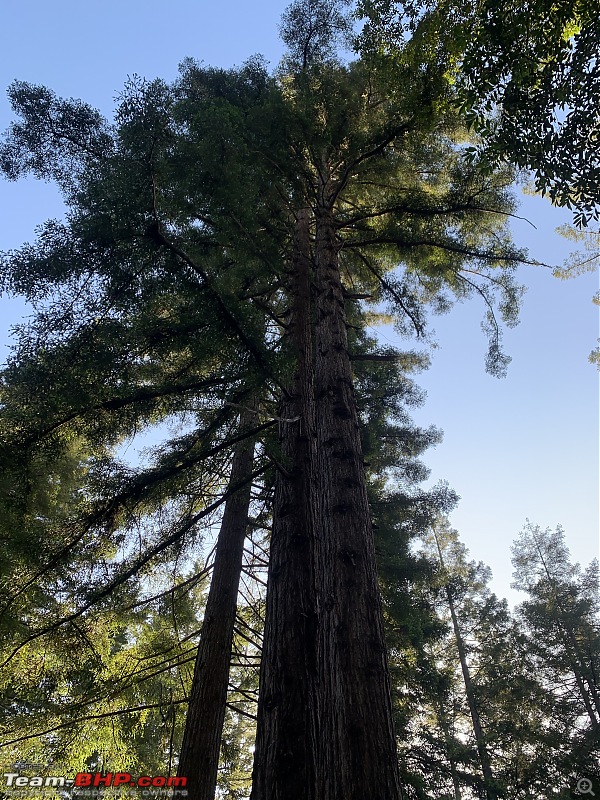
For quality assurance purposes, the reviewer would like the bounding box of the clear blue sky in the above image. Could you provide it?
[1,0,598,607]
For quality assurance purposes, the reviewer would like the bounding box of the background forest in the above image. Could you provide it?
[0,1,598,799]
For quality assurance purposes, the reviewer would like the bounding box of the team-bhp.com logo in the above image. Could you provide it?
[4,772,187,794]
[74,775,186,790]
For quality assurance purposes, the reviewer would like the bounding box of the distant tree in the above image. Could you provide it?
[429,519,499,799]
[407,519,592,800]
[511,522,600,784]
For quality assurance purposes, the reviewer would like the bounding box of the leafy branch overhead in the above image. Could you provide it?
[357,0,600,225]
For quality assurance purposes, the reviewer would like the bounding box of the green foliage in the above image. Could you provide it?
[512,523,600,773]
[553,223,600,366]
[0,566,205,788]
[356,0,600,225]
[279,0,354,71]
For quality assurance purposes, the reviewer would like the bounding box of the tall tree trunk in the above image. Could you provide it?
[432,532,497,800]
[445,591,497,800]
[251,199,401,800]
[568,651,600,729]
[178,407,256,800]
[250,208,320,799]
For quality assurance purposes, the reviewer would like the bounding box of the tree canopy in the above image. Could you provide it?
[356,0,600,225]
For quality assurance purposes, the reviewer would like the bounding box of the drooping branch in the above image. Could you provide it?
[0,463,270,671]
[0,698,190,750]
[0,416,274,619]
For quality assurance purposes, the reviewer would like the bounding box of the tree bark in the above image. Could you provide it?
[177,407,256,800]
[251,199,401,800]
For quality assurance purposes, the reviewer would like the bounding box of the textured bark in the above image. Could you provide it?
[177,408,256,800]
[251,208,319,799]
[251,200,401,800]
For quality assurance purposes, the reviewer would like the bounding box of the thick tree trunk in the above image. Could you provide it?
[251,202,401,800]
[177,408,256,800]
[250,208,320,799]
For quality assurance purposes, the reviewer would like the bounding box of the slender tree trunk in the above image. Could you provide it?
[434,700,463,800]
[433,534,497,800]
[570,654,600,729]
[562,627,600,729]
[445,592,497,800]
[251,198,401,800]
[449,744,463,800]
[569,632,600,721]
[177,407,256,800]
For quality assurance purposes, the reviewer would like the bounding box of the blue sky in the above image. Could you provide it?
[1,0,598,606]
